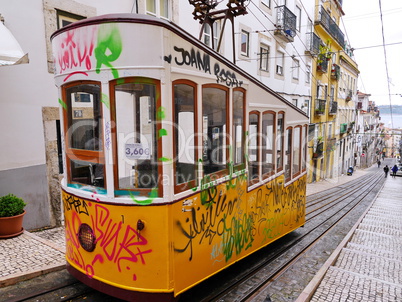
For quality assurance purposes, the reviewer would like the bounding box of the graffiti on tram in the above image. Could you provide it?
[62,192,152,281]
[164,46,243,88]
[174,175,306,263]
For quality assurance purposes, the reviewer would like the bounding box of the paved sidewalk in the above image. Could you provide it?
[306,167,369,196]
[0,227,65,287]
[297,167,402,301]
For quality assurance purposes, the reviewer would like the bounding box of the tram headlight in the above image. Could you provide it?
[78,223,96,252]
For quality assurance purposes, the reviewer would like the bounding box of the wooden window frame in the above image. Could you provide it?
[233,87,246,172]
[248,111,260,186]
[109,77,162,197]
[276,111,285,173]
[292,125,302,178]
[172,79,198,194]
[285,126,293,183]
[201,84,230,180]
[302,124,307,172]
[62,80,105,188]
[261,110,276,179]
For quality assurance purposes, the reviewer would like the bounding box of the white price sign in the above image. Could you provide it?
[125,143,151,160]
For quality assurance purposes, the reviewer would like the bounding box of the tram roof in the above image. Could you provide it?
[51,13,308,119]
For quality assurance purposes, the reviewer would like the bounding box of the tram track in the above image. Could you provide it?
[305,171,383,221]
[2,170,385,302]
[180,168,385,302]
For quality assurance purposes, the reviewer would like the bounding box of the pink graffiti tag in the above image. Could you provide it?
[91,204,152,272]
[56,28,96,75]
[63,195,153,281]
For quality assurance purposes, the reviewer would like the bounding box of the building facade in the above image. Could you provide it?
[354,92,383,168]
[0,0,370,229]
[307,0,360,183]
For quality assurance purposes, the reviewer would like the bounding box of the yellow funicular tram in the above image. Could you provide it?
[51,13,308,301]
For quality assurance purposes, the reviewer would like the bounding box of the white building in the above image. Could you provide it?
[0,0,314,229]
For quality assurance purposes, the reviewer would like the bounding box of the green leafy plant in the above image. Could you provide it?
[0,194,26,217]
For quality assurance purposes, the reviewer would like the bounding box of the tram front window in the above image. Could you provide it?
[113,81,158,193]
[64,83,105,189]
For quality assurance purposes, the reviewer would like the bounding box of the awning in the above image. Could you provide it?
[0,21,29,66]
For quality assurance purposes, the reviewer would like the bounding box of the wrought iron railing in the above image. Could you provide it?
[276,5,297,38]
[317,6,345,48]
[306,32,320,55]
[340,123,348,133]
[331,64,340,80]
[317,57,328,73]
[329,100,338,115]
[346,90,353,101]
[315,99,326,115]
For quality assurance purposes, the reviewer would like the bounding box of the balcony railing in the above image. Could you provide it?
[346,90,353,101]
[315,99,326,115]
[329,100,338,115]
[331,64,340,81]
[313,142,324,159]
[340,123,348,134]
[317,56,328,73]
[316,6,345,48]
[306,32,320,55]
[274,5,297,43]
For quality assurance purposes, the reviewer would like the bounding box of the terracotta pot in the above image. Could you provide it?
[0,211,25,239]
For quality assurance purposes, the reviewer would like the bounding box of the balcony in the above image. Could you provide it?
[315,99,326,115]
[331,64,340,81]
[316,6,345,48]
[313,142,324,159]
[347,122,355,132]
[340,123,348,134]
[317,56,329,73]
[274,5,297,43]
[346,90,353,102]
[306,32,320,55]
[329,100,338,115]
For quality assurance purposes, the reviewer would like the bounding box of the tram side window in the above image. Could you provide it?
[248,112,259,185]
[302,125,307,172]
[112,81,158,194]
[276,113,284,172]
[262,111,275,178]
[64,83,105,188]
[233,89,245,168]
[174,82,197,192]
[293,126,301,177]
[285,127,292,182]
[202,86,228,176]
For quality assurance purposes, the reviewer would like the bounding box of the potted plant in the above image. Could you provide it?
[0,194,27,238]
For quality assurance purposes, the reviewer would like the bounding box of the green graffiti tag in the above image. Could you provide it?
[95,24,122,79]
[101,93,110,109]
[156,106,166,120]
[222,212,254,261]
[158,128,168,138]
[58,98,67,110]
[128,188,158,205]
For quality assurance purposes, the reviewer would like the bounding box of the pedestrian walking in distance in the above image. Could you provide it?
[383,165,389,178]
[391,165,398,177]
[377,160,381,168]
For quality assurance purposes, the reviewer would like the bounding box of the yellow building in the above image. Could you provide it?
[308,0,359,183]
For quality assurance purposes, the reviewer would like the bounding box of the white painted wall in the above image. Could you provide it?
[0,0,57,170]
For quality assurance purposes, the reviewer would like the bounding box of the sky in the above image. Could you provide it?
[341,0,402,107]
